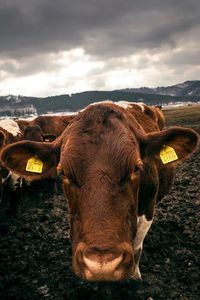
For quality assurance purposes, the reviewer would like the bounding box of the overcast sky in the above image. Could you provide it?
[0,0,200,97]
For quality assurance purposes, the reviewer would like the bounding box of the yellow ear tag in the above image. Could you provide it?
[160,146,178,164]
[26,157,43,173]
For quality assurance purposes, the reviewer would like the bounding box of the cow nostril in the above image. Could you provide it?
[74,243,134,281]
[77,248,84,266]
[82,252,123,280]
[83,251,123,267]
[122,251,132,267]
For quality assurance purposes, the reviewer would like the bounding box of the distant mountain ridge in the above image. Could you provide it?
[0,80,200,117]
[120,80,200,97]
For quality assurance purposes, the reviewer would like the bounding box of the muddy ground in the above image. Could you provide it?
[0,106,200,300]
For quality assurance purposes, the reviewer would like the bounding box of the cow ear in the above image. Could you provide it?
[0,140,60,181]
[140,127,199,166]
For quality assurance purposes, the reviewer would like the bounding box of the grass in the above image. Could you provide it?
[163,104,200,133]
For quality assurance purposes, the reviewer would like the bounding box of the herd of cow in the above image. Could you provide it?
[0,101,199,282]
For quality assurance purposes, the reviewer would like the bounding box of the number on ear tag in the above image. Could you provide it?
[26,157,43,173]
[160,146,178,164]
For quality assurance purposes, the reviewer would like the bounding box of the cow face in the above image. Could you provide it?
[0,104,199,281]
[60,126,143,281]
[24,125,43,141]
[24,125,56,142]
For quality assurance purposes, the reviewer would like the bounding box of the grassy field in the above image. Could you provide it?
[163,104,200,133]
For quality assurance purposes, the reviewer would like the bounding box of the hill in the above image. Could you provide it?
[120,80,200,97]
[0,81,200,117]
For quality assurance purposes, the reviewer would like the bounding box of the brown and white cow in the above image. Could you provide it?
[0,103,199,281]
[116,101,165,131]
[0,114,75,204]
[0,119,23,204]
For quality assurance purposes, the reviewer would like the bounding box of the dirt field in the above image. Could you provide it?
[0,105,200,300]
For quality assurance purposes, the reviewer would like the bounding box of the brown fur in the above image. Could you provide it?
[17,115,75,142]
[153,106,165,130]
[124,103,165,132]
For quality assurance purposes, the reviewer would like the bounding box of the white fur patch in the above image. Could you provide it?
[134,215,153,250]
[116,101,145,112]
[9,173,22,191]
[79,100,113,112]
[136,103,145,112]
[116,101,132,109]
[0,119,21,136]
[81,100,146,113]
[2,171,11,184]
[133,265,142,280]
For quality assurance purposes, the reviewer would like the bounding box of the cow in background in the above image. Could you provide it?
[116,101,165,131]
[0,119,23,206]
[153,105,165,130]
[16,115,75,142]
[90,101,165,131]
[19,114,77,194]
[0,115,75,207]
[1,102,199,281]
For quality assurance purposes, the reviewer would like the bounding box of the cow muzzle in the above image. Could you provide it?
[74,242,134,281]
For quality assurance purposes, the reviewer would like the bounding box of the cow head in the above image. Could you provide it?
[0,104,199,281]
[24,125,56,142]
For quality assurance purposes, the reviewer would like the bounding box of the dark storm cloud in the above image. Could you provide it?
[0,0,200,59]
[0,53,58,78]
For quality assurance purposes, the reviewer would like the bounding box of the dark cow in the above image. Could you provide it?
[16,115,75,142]
[0,103,199,281]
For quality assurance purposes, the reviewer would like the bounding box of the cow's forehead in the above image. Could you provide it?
[59,106,141,182]
[62,103,140,147]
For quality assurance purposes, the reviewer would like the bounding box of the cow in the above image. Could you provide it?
[116,101,165,131]
[14,118,31,131]
[16,115,75,142]
[0,119,23,205]
[0,114,75,205]
[0,103,199,281]
[92,101,165,131]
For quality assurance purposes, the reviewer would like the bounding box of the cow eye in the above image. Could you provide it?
[63,176,80,189]
[69,176,81,188]
[63,176,70,185]
[120,173,130,185]
[133,165,140,174]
